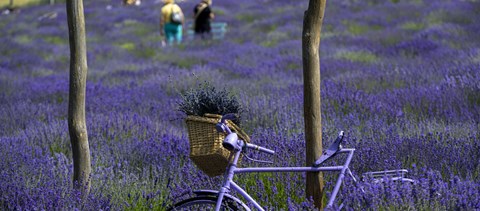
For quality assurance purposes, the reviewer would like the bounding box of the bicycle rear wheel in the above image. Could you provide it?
[168,196,242,211]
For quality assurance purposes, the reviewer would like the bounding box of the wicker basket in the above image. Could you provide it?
[186,114,250,177]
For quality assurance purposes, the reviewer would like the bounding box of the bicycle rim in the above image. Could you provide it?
[169,196,241,211]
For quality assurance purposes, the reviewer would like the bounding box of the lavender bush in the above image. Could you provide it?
[1,0,479,210]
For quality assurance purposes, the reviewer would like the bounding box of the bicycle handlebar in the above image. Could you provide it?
[246,143,275,155]
[218,114,275,155]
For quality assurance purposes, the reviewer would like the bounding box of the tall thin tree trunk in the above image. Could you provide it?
[66,0,91,194]
[302,0,327,209]
[9,0,14,8]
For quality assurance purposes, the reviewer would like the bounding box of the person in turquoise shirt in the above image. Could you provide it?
[160,0,184,45]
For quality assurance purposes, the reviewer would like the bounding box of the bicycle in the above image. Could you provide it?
[168,114,414,210]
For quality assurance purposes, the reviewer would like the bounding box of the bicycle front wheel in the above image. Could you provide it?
[168,196,242,211]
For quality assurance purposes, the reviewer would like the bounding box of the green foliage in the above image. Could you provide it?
[94,171,171,211]
[236,13,256,23]
[401,22,425,31]
[286,62,301,71]
[118,20,153,37]
[212,8,226,16]
[117,41,159,59]
[178,82,243,125]
[261,31,288,47]
[466,90,480,108]
[152,51,204,69]
[133,45,156,59]
[426,10,473,26]
[48,140,69,157]
[44,36,67,45]
[14,35,32,44]
[342,21,382,36]
[335,50,378,63]
[174,57,201,69]
[346,23,370,35]
[1,0,67,8]
[1,0,38,8]
[119,42,136,51]
[30,68,55,77]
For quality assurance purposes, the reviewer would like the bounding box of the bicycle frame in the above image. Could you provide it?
[213,147,356,211]
[172,116,414,210]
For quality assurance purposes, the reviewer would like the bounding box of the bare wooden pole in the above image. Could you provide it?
[302,0,327,209]
[66,0,91,194]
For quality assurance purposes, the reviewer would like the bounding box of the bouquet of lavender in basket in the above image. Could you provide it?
[178,82,242,125]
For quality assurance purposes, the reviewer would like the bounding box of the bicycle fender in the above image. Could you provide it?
[193,190,251,210]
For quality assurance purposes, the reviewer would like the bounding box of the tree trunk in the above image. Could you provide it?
[66,0,91,194]
[302,0,327,209]
[9,0,14,8]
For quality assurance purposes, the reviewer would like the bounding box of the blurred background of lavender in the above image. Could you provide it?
[1,0,479,210]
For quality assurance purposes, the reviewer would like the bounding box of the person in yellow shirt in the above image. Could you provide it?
[160,0,184,45]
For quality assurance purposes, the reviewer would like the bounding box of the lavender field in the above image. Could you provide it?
[1,0,479,210]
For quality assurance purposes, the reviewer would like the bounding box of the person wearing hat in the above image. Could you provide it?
[193,0,214,39]
[160,0,184,45]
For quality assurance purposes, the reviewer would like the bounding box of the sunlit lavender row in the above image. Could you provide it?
[1,0,479,210]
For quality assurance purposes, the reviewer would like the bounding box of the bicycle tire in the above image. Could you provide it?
[168,196,243,211]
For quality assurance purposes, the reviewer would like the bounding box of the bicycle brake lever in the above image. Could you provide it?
[243,152,274,164]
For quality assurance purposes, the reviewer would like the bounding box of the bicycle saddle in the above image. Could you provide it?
[314,131,344,166]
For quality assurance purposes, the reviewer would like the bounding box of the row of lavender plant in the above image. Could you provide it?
[1,0,479,209]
